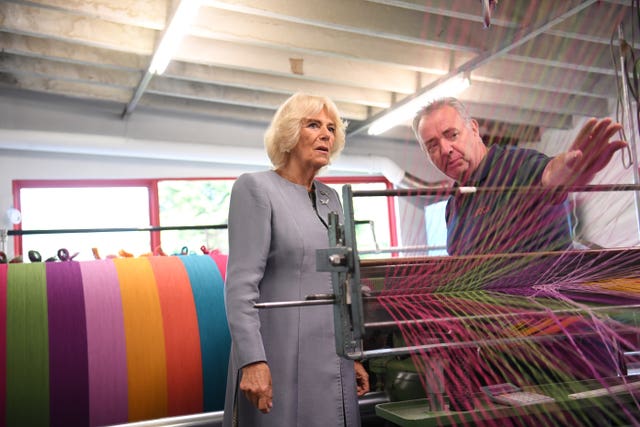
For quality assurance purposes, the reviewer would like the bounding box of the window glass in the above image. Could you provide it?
[327,182,392,259]
[19,186,150,261]
[425,200,448,256]
[157,179,233,255]
[14,177,393,262]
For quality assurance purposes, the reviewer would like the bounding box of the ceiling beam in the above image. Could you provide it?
[0,1,155,54]
[347,0,599,136]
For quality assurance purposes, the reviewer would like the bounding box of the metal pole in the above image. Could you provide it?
[346,330,616,360]
[352,183,640,198]
[7,223,228,236]
[619,23,640,239]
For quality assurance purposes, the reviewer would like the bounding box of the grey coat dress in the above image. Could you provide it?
[222,170,360,427]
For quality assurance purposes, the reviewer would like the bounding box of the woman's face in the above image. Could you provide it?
[288,108,336,171]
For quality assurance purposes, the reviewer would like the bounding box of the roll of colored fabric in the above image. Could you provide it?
[6,263,49,427]
[3,255,230,427]
[208,250,228,281]
[0,264,7,427]
[148,256,203,416]
[113,257,168,422]
[80,259,128,427]
[179,255,230,411]
[46,261,89,427]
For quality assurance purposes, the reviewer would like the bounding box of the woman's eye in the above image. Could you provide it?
[328,126,336,134]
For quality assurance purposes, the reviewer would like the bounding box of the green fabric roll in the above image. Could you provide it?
[6,263,50,427]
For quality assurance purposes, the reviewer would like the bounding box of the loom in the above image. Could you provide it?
[270,184,640,426]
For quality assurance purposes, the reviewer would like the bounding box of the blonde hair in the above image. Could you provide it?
[264,92,346,169]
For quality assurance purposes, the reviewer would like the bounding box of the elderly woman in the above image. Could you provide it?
[222,92,369,427]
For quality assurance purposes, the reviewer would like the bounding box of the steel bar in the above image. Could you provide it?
[353,183,640,198]
[363,303,640,329]
[8,224,228,236]
[255,298,335,309]
[348,331,614,360]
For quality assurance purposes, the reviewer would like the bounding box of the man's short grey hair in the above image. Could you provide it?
[411,97,472,142]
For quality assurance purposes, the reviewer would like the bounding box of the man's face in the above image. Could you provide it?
[417,105,487,183]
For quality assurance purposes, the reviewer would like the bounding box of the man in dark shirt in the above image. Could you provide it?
[409,99,630,405]
[412,97,627,255]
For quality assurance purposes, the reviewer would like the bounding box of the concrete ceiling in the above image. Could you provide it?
[0,0,635,144]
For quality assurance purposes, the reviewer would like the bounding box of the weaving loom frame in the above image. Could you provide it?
[314,184,640,425]
[316,184,640,360]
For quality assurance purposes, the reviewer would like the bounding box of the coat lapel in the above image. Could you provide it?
[314,184,342,228]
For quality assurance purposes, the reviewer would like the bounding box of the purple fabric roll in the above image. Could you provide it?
[46,262,89,427]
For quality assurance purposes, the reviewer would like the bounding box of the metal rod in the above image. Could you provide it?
[356,246,640,270]
[122,71,154,118]
[363,303,640,329]
[8,224,228,236]
[348,330,610,360]
[358,244,441,255]
[0,229,6,253]
[106,410,223,427]
[353,183,640,198]
[255,298,335,309]
[255,296,640,317]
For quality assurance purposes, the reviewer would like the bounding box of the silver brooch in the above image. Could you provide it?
[319,190,330,205]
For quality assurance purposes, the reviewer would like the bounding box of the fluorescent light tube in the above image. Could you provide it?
[368,74,470,136]
[149,0,201,75]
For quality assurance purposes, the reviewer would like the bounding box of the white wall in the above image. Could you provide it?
[521,109,640,249]
[3,90,637,256]
[0,90,442,258]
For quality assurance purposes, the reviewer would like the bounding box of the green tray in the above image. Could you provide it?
[375,397,561,427]
[375,379,640,427]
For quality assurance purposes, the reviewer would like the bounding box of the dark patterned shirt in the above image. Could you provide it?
[446,145,573,255]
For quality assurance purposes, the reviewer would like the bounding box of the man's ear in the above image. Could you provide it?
[470,118,480,136]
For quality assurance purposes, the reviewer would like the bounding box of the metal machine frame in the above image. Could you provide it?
[312,184,640,361]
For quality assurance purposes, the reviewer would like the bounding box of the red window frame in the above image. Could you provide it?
[318,175,398,248]
[11,176,397,256]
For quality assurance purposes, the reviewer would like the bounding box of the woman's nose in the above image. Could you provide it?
[319,127,331,140]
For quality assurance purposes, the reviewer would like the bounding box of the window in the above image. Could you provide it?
[15,180,153,261]
[324,178,396,259]
[424,200,448,256]
[12,176,396,262]
[157,179,233,256]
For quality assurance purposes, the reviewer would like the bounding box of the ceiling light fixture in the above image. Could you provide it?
[367,74,471,136]
[149,0,201,75]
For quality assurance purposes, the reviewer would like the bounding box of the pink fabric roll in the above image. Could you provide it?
[80,260,128,426]
[208,250,228,281]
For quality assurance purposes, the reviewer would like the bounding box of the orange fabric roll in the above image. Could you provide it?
[148,256,203,416]
[113,258,168,422]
